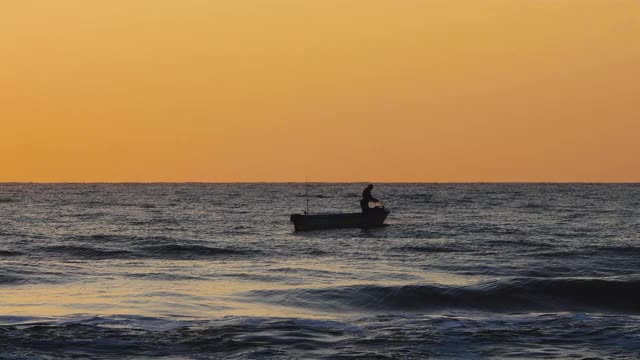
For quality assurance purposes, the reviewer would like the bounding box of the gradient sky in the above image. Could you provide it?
[1,1,639,182]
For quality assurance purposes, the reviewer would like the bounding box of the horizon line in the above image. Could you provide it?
[0,181,638,185]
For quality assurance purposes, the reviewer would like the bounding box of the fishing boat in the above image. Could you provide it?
[290,206,390,231]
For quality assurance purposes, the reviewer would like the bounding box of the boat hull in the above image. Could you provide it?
[290,208,390,231]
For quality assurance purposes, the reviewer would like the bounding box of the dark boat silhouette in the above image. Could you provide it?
[290,205,390,231]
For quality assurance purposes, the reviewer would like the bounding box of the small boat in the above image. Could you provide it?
[290,206,390,231]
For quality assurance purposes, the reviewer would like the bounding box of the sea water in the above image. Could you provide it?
[1,183,639,359]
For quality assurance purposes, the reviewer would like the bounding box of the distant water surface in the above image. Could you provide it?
[1,183,639,359]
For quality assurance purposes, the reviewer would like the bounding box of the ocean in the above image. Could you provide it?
[1,183,639,359]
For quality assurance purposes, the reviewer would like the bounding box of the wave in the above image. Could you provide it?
[1,313,638,359]
[485,239,548,248]
[0,250,23,257]
[0,271,64,286]
[125,273,204,281]
[139,244,257,259]
[0,274,25,285]
[394,245,465,253]
[243,277,640,314]
[63,234,175,244]
[0,315,356,359]
[533,249,586,258]
[589,245,640,256]
[522,202,551,210]
[36,243,257,260]
[43,245,133,259]
[533,246,640,259]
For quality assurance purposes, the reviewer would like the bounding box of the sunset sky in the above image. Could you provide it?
[1,1,639,182]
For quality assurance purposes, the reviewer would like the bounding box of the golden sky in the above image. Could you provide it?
[1,1,639,182]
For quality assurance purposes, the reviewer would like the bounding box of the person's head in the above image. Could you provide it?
[367,184,373,190]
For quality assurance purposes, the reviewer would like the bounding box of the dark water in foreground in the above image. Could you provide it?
[1,183,639,359]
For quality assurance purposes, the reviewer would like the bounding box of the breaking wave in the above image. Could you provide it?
[244,277,640,314]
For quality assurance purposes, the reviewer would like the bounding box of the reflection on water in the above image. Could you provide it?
[2,258,484,320]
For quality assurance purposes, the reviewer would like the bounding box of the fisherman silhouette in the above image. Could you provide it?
[361,184,379,213]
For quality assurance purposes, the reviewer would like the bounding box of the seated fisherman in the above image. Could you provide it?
[360,184,379,213]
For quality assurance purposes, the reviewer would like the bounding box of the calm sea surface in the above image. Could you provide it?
[1,183,639,359]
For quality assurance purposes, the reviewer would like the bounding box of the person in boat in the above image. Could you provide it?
[361,184,379,213]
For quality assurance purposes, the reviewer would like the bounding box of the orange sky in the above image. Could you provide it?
[1,1,639,182]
